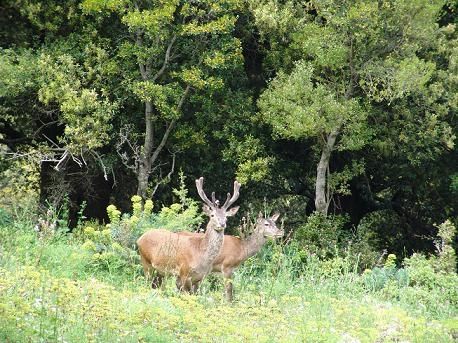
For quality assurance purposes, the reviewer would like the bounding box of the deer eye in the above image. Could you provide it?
[264,223,269,226]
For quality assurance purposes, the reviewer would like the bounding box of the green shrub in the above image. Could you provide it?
[295,212,348,259]
[356,209,405,256]
[152,172,203,232]
[360,221,458,318]
[79,209,140,275]
[362,260,409,293]
[0,208,12,227]
[346,224,381,270]
[433,220,457,273]
[404,253,458,304]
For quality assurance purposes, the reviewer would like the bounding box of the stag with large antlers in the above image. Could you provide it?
[136,177,241,293]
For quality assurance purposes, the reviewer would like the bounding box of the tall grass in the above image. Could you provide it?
[0,208,457,342]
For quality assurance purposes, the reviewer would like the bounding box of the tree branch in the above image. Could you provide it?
[150,84,191,166]
[91,151,109,181]
[136,31,149,80]
[152,34,177,83]
[116,125,140,172]
[151,152,176,196]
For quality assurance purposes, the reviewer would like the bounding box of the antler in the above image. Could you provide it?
[196,177,214,208]
[222,180,241,210]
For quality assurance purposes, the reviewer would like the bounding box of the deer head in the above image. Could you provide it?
[196,177,240,232]
[256,212,284,238]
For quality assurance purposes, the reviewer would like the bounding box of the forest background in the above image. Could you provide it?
[1,0,456,261]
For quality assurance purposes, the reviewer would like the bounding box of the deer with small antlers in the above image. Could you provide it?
[136,177,240,293]
[179,211,283,301]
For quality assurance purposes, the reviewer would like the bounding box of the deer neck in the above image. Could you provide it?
[242,228,266,259]
[195,221,224,272]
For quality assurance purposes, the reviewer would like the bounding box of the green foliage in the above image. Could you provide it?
[356,210,405,255]
[254,0,455,221]
[361,222,458,318]
[295,212,348,259]
[0,208,12,227]
[362,253,409,292]
[154,172,204,231]
[398,252,458,316]
[0,157,40,210]
[80,224,139,274]
[0,207,457,342]
[223,135,274,184]
[451,173,458,192]
[75,196,154,274]
[405,253,453,290]
[259,61,368,150]
[362,265,409,292]
[433,220,457,273]
[37,53,117,151]
[328,160,365,196]
[1,7,457,340]
[0,49,37,99]
[294,211,384,271]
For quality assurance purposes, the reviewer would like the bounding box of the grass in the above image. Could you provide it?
[0,214,457,342]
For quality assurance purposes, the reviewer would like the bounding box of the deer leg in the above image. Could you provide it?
[140,254,154,286]
[184,279,193,293]
[223,268,234,302]
[140,255,164,289]
[176,275,192,293]
[151,273,164,289]
[176,277,184,291]
[190,280,201,294]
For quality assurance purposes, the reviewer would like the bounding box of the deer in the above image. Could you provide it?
[178,211,283,301]
[136,177,240,293]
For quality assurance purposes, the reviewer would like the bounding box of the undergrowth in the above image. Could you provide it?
[0,202,457,342]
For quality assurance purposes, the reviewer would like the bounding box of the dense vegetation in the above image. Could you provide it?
[0,0,457,341]
[0,196,457,341]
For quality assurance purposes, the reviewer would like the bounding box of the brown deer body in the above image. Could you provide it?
[136,177,240,293]
[179,212,283,301]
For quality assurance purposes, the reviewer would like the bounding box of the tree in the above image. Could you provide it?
[254,0,454,216]
[0,1,118,215]
[82,0,244,200]
[1,0,246,213]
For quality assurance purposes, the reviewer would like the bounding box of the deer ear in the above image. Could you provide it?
[202,204,212,215]
[226,206,239,217]
[270,212,280,222]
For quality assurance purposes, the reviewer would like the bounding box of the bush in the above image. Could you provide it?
[361,221,458,318]
[152,172,203,232]
[433,220,457,273]
[0,208,12,227]
[404,253,458,303]
[295,212,348,259]
[295,212,380,271]
[347,222,381,270]
[106,195,153,250]
[356,209,405,255]
[76,196,148,274]
[362,254,409,292]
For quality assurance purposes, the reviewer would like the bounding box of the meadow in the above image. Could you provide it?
[0,198,457,343]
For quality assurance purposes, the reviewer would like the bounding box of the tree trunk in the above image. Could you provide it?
[137,100,153,199]
[315,128,339,215]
